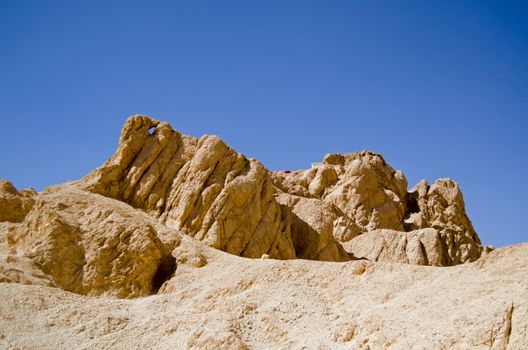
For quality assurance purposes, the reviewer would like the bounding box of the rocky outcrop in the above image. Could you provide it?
[404,179,485,264]
[0,115,526,348]
[0,250,57,287]
[273,151,486,265]
[273,152,408,232]
[343,228,445,266]
[7,186,177,298]
[276,194,350,262]
[2,115,487,271]
[76,115,488,265]
[0,180,36,222]
[1,241,526,349]
[78,115,344,261]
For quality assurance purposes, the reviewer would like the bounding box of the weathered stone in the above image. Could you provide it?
[276,194,350,261]
[404,179,484,264]
[273,150,485,265]
[343,228,445,266]
[2,116,487,275]
[79,115,318,261]
[7,187,174,298]
[0,115,525,349]
[0,180,36,223]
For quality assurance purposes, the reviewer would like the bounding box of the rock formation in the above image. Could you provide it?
[78,115,347,261]
[0,114,493,299]
[1,115,526,349]
[0,179,36,222]
[1,232,526,349]
[74,115,487,266]
[273,152,487,266]
[5,186,180,298]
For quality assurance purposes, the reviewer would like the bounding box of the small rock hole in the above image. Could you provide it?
[406,192,420,214]
[148,126,156,135]
[151,255,176,294]
[403,191,421,231]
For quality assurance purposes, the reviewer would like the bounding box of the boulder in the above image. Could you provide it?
[404,179,485,264]
[7,187,174,298]
[0,180,36,223]
[343,228,445,266]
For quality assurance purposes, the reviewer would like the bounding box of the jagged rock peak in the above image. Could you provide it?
[0,179,37,223]
[0,116,525,349]
[79,115,347,262]
[2,114,489,296]
[78,115,486,265]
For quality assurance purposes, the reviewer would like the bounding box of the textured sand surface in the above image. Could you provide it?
[1,240,526,349]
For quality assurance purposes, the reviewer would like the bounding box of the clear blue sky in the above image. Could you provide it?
[1,1,526,247]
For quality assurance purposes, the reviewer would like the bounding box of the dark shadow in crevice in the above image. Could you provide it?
[151,255,177,294]
[405,191,420,215]
[403,191,421,231]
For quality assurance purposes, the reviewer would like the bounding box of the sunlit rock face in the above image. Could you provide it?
[1,114,490,301]
[4,114,525,349]
[73,115,487,266]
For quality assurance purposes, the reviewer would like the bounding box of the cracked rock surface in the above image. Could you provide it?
[1,114,525,349]
[76,115,487,265]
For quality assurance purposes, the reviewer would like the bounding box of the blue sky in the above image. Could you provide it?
[1,1,526,247]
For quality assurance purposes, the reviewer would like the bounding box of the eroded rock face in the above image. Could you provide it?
[0,252,57,287]
[80,116,299,260]
[273,152,408,233]
[273,151,485,265]
[343,228,445,266]
[0,180,36,223]
[404,179,484,265]
[7,187,176,298]
[76,115,488,265]
[3,115,487,273]
[276,194,350,262]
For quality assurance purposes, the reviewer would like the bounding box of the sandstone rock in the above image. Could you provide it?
[80,115,341,261]
[76,116,489,266]
[276,193,350,262]
[0,221,57,288]
[274,150,486,265]
[2,116,487,271]
[307,165,338,197]
[329,154,408,232]
[1,241,526,349]
[157,136,293,260]
[1,115,526,348]
[0,253,57,287]
[0,180,36,222]
[7,187,176,298]
[343,228,445,266]
[404,179,484,264]
[322,153,345,165]
[273,152,409,233]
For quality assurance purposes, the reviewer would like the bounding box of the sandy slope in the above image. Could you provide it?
[1,238,526,349]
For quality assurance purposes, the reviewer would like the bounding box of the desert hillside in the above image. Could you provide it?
[0,116,526,349]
